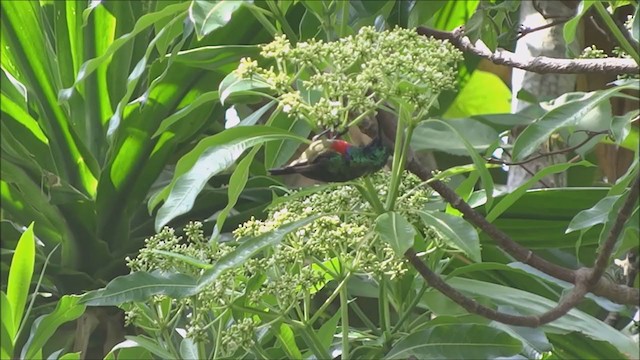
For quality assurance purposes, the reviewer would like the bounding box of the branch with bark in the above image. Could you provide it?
[363,112,640,327]
[416,26,639,74]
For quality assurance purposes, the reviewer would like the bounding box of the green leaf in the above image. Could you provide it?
[7,222,35,335]
[152,91,220,138]
[408,1,447,27]
[277,323,302,359]
[563,1,595,44]
[154,126,307,230]
[173,45,260,70]
[148,250,213,270]
[197,215,321,290]
[418,119,495,209]
[211,147,259,240]
[486,161,593,223]
[103,340,153,360]
[411,118,499,156]
[179,338,198,360]
[124,335,174,360]
[21,296,85,359]
[264,110,313,168]
[566,195,621,233]
[439,277,639,357]
[385,324,522,359]
[188,0,247,39]
[80,271,199,306]
[60,2,190,93]
[374,212,416,256]
[0,292,14,359]
[59,352,81,360]
[512,82,639,161]
[417,210,481,262]
[219,71,273,105]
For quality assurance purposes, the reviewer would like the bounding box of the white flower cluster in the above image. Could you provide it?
[234,26,462,130]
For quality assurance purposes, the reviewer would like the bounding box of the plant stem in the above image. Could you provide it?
[385,116,415,211]
[378,277,391,334]
[309,275,349,324]
[299,323,332,359]
[361,177,385,214]
[593,2,640,64]
[349,300,382,336]
[340,283,350,360]
[392,283,428,332]
[384,115,406,211]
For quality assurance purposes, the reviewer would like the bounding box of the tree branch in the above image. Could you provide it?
[366,111,640,310]
[588,175,640,285]
[488,130,610,166]
[416,26,639,74]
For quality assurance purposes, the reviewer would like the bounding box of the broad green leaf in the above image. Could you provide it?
[512,81,639,161]
[610,110,639,147]
[486,161,593,222]
[211,147,259,240]
[566,195,621,233]
[443,71,511,119]
[148,250,213,270]
[563,1,595,44]
[317,310,341,349]
[438,277,639,357]
[385,324,522,359]
[264,109,313,169]
[408,1,447,27]
[197,215,321,290]
[413,117,500,156]
[60,2,190,93]
[508,262,624,312]
[155,126,307,230]
[417,119,495,209]
[80,271,199,306]
[446,171,480,216]
[277,324,302,359]
[0,292,14,359]
[614,207,639,258]
[2,1,98,194]
[59,353,81,360]
[21,296,86,360]
[152,91,220,138]
[548,332,627,360]
[219,71,273,105]
[375,212,415,256]
[179,338,198,360]
[124,335,174,360]
[7,223,35,334]
[417,210,481,262]
[103,339,153,360]
[105,14,188,138]
[188,0,247,39]
[173,45,260,70]
[236,100,277,127]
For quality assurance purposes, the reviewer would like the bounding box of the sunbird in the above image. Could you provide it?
[269,123,390,182]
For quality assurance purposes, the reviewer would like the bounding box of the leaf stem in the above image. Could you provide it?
[340,282,350,360]
[361,177,385,214]
[385,114,415,211]
[593,2,640,64]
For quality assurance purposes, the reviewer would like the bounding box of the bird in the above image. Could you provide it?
[268,125,390,182]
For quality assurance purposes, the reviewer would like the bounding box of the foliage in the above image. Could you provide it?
[2,0,639,359]
[1,223,85,359]
[0,0,277,295]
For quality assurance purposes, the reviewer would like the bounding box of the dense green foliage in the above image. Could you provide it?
[1,1,638,359]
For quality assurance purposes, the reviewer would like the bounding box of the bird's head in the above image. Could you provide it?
[288,139,351,167]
